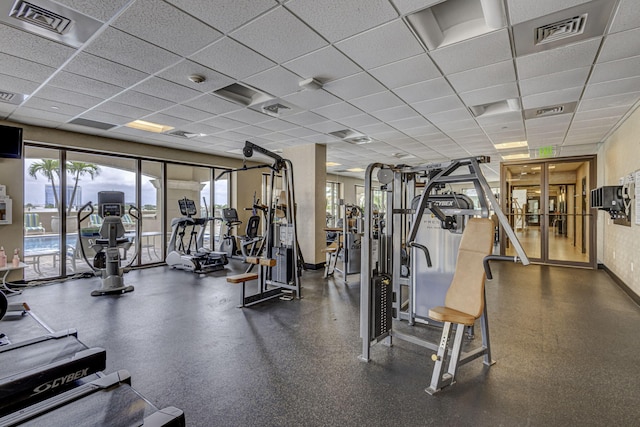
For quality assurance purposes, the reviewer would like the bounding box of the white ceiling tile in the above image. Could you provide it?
[223,108,271,124]
[412,96,465,116]
[48,71,124,99]
[305,121,345,133]
[516,38,601,79]
[591,56,640,84]
[111,90,175,111]
[85,27,181,74]
[64,53,148,89]
[283,111,327,126]
[78,110,131,125]
[36,86,103,109]
[447,60,516,93]
[369,54,441,89]
[190,37,275,80]
[506,0,594,25]
[477,113,524,128]
[132,77,202,103]
[0,74,40,95]
[522,87,583,109]
[313,102,363,121]
[231,8,327,63]
[286,0,398,42]
[166,0,277,33]
[608,0,640,33]
[578,93,640,111]
[280,126,318,138]
[23,97,86,117]
[520,67,591,96]
[390,0,442,15]
[0,53,56,84]
[573,108,626,122]
[583,76,640,99]
[403,126,443,137]
[349,91,405,113]
[460,83,519,106]
[282,46,361,82]
[183,94,243,115]
[387,116,433,131]
[0,24,75,68]
[94,101,153,120]
[370,105,420,122]
[597,27,640,63]
[202,116,246,130]
[393,78,454,104]
[324,73,386,99]
[157,60,235,93]
[358,122,397,135]
[10,107,74,125]
[282,89,342,110]
[53,0,130,21]
[428,109,475,125]
[430,29,512,74]
[335,114,382,129]
[336,20,424,70]
[525,115,572,129]
[256,118,299,132]
[244,67,303,98]
[160,105,214,122]
[113,0,223,56]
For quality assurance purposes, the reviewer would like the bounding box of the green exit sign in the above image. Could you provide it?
[538,146,556,158]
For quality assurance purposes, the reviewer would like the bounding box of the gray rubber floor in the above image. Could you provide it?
[3,261,640,426]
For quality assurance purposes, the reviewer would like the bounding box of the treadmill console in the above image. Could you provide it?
[179,198,197,217]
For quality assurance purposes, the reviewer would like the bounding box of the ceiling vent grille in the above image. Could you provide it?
[10,1,72,35]
[165,130,203,139]
[262,103,290,116]
[346,136,372,145]
[0,90,27,105]
[0,0,102,47]
[68,118,116,130]
[512,0,616,57]
[524,102,576,119]
[213,83,273,107]
[534,14,587,45]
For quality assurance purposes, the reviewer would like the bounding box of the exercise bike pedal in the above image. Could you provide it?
[279,290,294,301]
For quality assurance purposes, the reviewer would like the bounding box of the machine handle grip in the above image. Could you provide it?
[483,255,520,280]
[128,205,141,221]
[78,202,95,225]
[409,242,432,268]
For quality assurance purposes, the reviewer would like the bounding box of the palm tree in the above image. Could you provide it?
[28,159,61,209]
[66,162,100,215]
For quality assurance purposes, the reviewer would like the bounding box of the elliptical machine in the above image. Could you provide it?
[77,191,140,297]
[166,197,228,273]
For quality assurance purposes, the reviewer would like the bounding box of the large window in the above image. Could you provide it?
[23,144,229,280]
[326,181,341,227]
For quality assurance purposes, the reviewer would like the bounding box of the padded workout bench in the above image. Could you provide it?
[226,257,291,307]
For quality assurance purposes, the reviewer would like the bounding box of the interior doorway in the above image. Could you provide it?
[501,156,596,267]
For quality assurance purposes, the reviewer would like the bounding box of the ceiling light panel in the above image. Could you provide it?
[126,119,174,133]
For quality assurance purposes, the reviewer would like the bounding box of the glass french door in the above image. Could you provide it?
[502,156,595,267]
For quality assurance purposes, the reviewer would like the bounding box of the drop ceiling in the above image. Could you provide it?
[1,0,639,181]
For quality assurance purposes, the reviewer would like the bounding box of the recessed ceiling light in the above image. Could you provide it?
[346,167,365,172]
[125,120,174,133]
[326,162,341,167]
[502,153,530,160]
[494,141,528,150]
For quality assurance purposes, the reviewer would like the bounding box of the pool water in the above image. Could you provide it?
[23,234,77,252]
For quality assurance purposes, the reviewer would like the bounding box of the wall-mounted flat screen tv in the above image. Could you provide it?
[0,125,23,159]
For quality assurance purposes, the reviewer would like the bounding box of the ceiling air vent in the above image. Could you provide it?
[262,103,290,116]
[68,118,116,130]
[0,0,102,47]
[165,130,204,139]
[524,102,576,120]
[213,83,273,107]
[329,129,372,145]
[512,0,616,57]
[534,14,587,45]
[0,90,27,105]
[470,98,520,118]
[346,136,372,145]
[10,1,71,35]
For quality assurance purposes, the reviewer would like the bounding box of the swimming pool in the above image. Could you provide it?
[23,234,77,252]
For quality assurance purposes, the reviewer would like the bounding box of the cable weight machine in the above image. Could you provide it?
[359,156,530,393]
[217,141,303,305]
